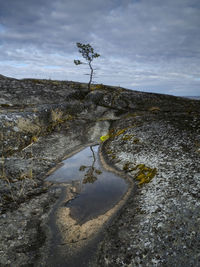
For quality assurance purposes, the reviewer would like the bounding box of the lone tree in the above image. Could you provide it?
[74,42,100,90]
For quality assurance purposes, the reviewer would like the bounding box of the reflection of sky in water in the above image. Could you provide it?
[46,146,97,183]
[46,145,127,224]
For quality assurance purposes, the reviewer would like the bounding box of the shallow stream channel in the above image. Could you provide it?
[44,144,129,266]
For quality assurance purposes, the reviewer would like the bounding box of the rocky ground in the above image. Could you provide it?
[94,110,200,266]
[0,74,200,266]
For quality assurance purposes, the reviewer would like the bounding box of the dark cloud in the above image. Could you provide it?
[0,0,119,50]
[0,0,200,95]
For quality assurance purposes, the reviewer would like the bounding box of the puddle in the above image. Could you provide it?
[46,145,127,224]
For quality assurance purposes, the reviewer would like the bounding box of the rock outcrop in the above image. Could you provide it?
[0,75,200,266]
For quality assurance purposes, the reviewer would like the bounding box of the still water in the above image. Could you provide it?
[46,145,127,224]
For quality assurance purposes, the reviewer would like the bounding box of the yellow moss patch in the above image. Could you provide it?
[114,128,127,137]
[91,83,106,91]
[100,126,134,142]
[17,118,40,133]
[51,109,63,122]
[100,128,127,142]
[149,106,161,112]
[31,136,38,143]
[122,134,133,141]
[135,164,157,185]
[100,134,110,142]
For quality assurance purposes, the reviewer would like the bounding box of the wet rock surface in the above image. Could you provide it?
[0,74,200,266]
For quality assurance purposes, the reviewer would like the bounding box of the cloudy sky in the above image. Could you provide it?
[0,0,200,96]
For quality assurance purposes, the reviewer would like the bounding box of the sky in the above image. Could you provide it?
[0,0,200,96]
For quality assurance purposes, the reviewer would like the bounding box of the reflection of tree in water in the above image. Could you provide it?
[79,146,102,184]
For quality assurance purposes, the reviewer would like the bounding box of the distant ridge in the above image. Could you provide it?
[184,96,200,100]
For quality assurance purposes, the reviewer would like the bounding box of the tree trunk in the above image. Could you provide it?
[88,62,93,90]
